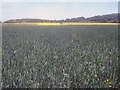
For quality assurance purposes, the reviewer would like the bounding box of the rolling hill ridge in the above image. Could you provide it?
[3,13,120,23]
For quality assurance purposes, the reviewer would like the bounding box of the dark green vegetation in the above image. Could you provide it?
[2,25,118,88]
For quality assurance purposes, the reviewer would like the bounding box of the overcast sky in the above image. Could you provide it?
[1,0,119,21]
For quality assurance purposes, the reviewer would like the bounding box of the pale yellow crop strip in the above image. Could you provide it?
[2,22,119,26]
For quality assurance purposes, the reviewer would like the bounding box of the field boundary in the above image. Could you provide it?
[2,22,119,26]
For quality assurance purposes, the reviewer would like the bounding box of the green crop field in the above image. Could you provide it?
[2,25,119,88]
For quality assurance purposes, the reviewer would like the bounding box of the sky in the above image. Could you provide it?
[1,0,120,2]
[0,0,119,21]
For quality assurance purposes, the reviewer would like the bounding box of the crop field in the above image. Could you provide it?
[2,25,118,88]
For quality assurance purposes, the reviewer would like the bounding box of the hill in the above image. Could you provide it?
[87,13,119,23]
[4,13,119,23]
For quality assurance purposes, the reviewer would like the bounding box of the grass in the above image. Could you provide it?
[2,25,118,88]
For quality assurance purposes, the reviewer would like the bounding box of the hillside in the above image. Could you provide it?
[87,13,118,23]
[4,13,119,23]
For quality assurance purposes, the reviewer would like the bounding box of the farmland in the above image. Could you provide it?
[2,24,118,88]
[3,22,119,26]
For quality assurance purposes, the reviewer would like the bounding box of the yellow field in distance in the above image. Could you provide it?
[2,22,119,26]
